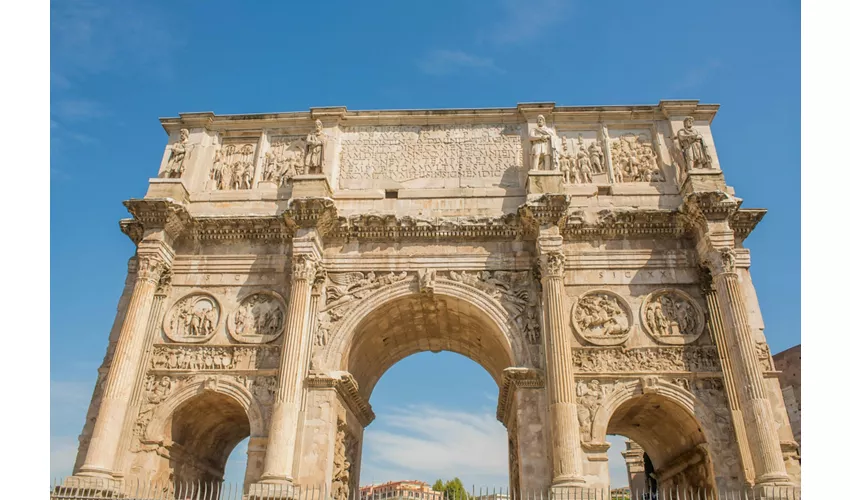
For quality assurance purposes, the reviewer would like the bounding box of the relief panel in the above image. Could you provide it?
[607,128,664,183]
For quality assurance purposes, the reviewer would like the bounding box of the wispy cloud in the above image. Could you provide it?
[670,59,723,92]
[50,380,95,479]
[360,405,508,487]
[51,435,81,480]
[417,50,504,76]
[477,0,572,46]
[54,98,110,121]
[51,0,181,83]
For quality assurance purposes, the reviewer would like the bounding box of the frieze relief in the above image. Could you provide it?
[208,141,257,191]
[571,290,632,345]
[640,289,705,345]
[339,124,522,182]
[261,135,306,187]
[150,344,281,372]
[163,293,221,343]
[608,131,664,183]
[228,291,288,344]
[572,346,721,373]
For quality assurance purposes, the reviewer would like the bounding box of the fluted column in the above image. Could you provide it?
[700,266,756,484]
[538,240,585,486]
[706,249,789,486]
[261,253,319,484]
[77,253,169,478]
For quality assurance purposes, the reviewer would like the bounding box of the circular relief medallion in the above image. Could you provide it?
[163,293,221,343]
[227,291,287,344]
[571,290,633,346]
[641,288,705,345]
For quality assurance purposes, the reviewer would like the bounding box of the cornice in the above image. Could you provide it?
[122,198,191,242]
[157,100,720,131]
[188,216,289,242]
[730,208,767,241]
[496,367,545,425]
[282,197,339,235]
[305,371,375,427]
[562,208,686,240]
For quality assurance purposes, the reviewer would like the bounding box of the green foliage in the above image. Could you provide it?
[432,478,468,500]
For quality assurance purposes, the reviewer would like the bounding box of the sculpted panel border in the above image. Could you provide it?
[570,289,633,346]
[227,290,288,344]
[640,288,706,345]
[162,292,221,344]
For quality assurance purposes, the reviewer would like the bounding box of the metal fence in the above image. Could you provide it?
[50,479,802,500]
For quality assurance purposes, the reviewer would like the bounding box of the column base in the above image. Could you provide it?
[550,483,591,500]
[248,480,300,500]
[752,482,800,500]
[58,475,121,495]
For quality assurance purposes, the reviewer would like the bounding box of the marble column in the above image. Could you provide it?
[700,266,756,484]
[706,248,789,486]
[261,253,319,484]
[537,232,585,487]
[77,252,169,479]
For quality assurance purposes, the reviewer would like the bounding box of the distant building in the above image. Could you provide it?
[773,344,801,454]
[360,481,444,500]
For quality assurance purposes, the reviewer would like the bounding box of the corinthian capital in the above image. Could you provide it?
[703,248,738,278]
[539,251,567,279]
[136,254,167,284]
[292,254,320,283]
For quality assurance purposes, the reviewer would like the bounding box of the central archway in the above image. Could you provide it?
[307,278,542,496]
[345,293,518,400]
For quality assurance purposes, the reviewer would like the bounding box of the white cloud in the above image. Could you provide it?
[417,50,504,76]
[360,405,508,488]
[478,0,572,46]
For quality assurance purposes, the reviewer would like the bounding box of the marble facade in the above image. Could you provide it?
[63,101,800,497]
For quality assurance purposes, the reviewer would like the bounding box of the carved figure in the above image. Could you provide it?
[576,379,604,440]
[229,292,288,343]
[573,292,631,342]
[610,135,662,183]
[164,294,220,342]
[529,115,561,171]
[644,291,700,340]
[209,143,255,190]
[588,139,604,174]
[418,268,436,295]
[304,119,326,174]
[332,421,353,500]
[676,117,713,171]
[164,129,189,178]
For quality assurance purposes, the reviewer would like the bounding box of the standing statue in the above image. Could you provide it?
[304,119,326,174]
[675,116,713,171]
[529,115,561,171]
[163,129,189,178]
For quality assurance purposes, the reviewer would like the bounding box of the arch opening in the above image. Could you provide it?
[605,393,715,493]
[165,391,251,484]
[344,293,517,401]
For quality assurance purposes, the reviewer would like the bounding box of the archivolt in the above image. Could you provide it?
[317,278,532,397]
[144,376,266,443]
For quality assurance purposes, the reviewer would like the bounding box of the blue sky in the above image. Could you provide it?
[50,0,800,489]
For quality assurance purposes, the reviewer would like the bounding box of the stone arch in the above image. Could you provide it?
[320,278,529,400]
[142,377,267,484]
[589,379,719,491]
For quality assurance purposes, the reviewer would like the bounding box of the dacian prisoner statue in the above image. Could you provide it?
[61,101,800,499]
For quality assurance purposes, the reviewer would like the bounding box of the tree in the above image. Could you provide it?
[432,477,468,500]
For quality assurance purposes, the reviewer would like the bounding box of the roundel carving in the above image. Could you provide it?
[163,293,221,343]
[571,290,633,346]
[228,291,287,344]
[641,288,705,345]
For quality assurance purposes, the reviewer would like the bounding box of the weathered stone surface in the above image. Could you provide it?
[67,101,798,495]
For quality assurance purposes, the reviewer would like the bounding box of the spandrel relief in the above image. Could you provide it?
[209,141,257,191]
[558,131,607,185]
[571,290,633,345]
[641,289,705,345]
[339,124,522,185]
[163,293,221,343]
[227,291,288,344]
[609,130,664,183]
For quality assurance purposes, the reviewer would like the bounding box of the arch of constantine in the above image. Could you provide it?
[63,101,801,497]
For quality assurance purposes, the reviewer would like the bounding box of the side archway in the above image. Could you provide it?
[141,377,267,484]
[588,379,720,491]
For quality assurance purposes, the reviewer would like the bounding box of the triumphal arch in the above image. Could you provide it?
[65,101,801,496]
